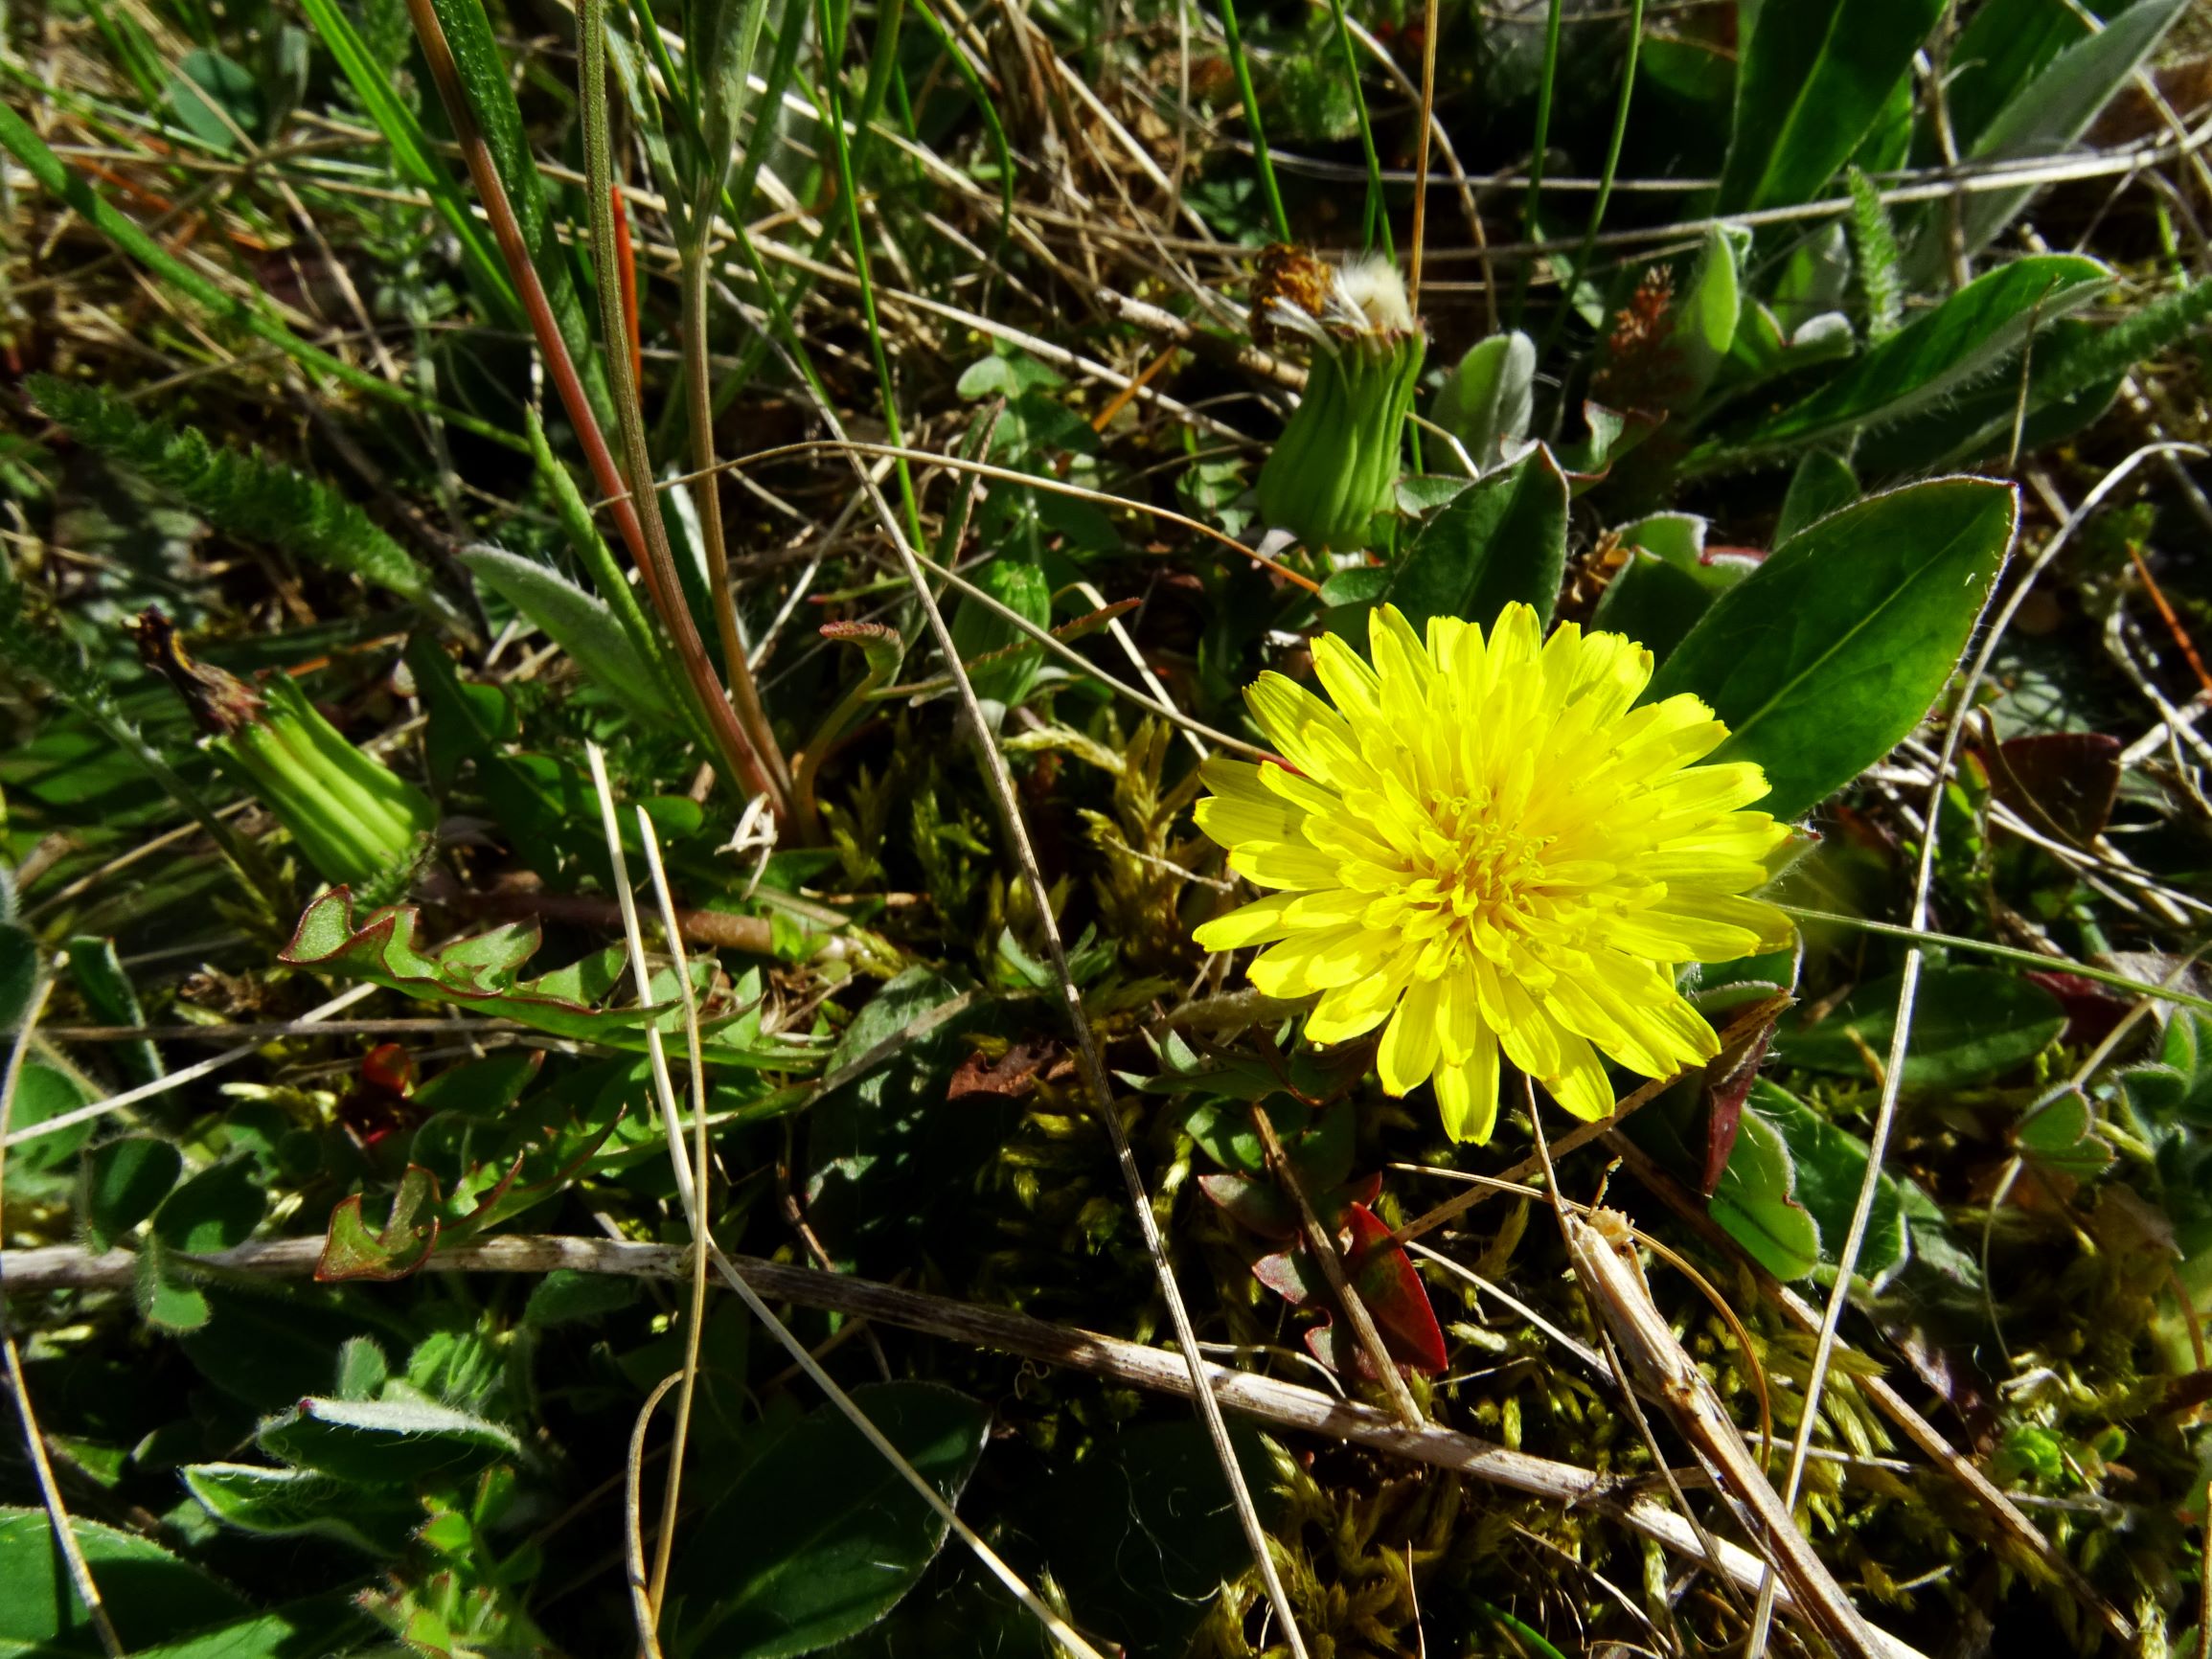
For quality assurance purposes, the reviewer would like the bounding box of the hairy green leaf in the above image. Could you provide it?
[258,1395,521,1483]
[183,1463,422,1555]
[459,545,676,720]
[1382,444,1568,633]
[1693,256,2107,467]
[1920,0,2189,274]
[1775,967,2066,1088]
[1721,0,1944,212]
[81,1135,182,1252]
[1649,477,2016,820]
[666,1382,990,1658]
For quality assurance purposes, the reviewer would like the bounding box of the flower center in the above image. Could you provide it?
[1411,787,1549,943]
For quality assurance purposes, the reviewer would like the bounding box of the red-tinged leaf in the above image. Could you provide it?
[2024,970,2134,1050]
[1701,544,1770,567]
[947,1037,1054,1101]
[819,620,904,683]
[1985,731,2123,846]
[1342,1204,1448,1374]
[1701,1021,1775,1197]
[1202,1170,1382,1242]
[338,1043,419,1149]
[318,1164,441,1283]
[1262,1204,1448,1378]
[1250,1236,1311,1300]
[359,1042,413,1095]
[1252,1206,1447,1377]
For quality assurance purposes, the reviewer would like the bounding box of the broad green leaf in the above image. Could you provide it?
[1022,1422,1287,1657]
[165,50,262,152]
[1589,512,1756,665]
[1630,1079,1820,1280]
[334,1335,391,1401]
[1695,256,2109,466]
[1382,444,1568,634]
[1918,0,2188,275]
[1317,566,1391,611]
[1183,1096,1314,1177]
[65,934,160,1086]
[258,1395,521,1483]
[1774,966,2066,1088]
[665,1382,990,1659]
[805,969,1003,1261]
[177,1286,388,1412]
[459,546,675,722]
[1943,0,2108,151]
[1647,477,2017,821]
[524,1267,642,1326]
[1674,224,1747,403]
[1589,551,1712,666]
[1709,1104,1821,1281]
[1431,331,1536,471]
[948,556,1052,711]
[81,1135,181,1251]
[0,1506,253,1654]
[125,1598,383,1659]
[2015,1087,2115,1181]
[183,1463,421,1555]
[1746,1079,1911,1281]
[407,632,518,794]
[3,1062,94,1181]
[1855,317,2129,475]
[1773,452,1860,544]
[153,1157,266,1253]
[1849,61,1916,173]
[136,1235,212,1333]
[2121,1009,2212,1123]
[1720,0,1945,212]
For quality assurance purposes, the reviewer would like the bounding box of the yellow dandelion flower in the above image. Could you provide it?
[1192,601,1795,1143]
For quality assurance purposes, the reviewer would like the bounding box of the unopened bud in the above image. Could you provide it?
[133,608,434,891]
[1252,251,1425,552]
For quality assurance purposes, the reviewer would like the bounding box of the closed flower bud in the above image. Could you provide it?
[1253,250,1426,552]
[133,608,435,891]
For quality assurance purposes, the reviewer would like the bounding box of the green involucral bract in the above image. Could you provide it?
[216,676,436,891]
[1257,330,1425,551]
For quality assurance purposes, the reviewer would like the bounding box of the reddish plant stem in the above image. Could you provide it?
[399,0,787,815]
[612,186,643,390]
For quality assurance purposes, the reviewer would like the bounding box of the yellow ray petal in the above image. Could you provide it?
[1434,1036,1500,1143]
[1193,893,1299,952]
[1543,1030,1615,1122]
[1228,840,1344,891]
[1377,974,1444,1095]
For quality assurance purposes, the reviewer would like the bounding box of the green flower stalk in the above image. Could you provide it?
[1254,250,1427,552]
[133,609,435,892]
